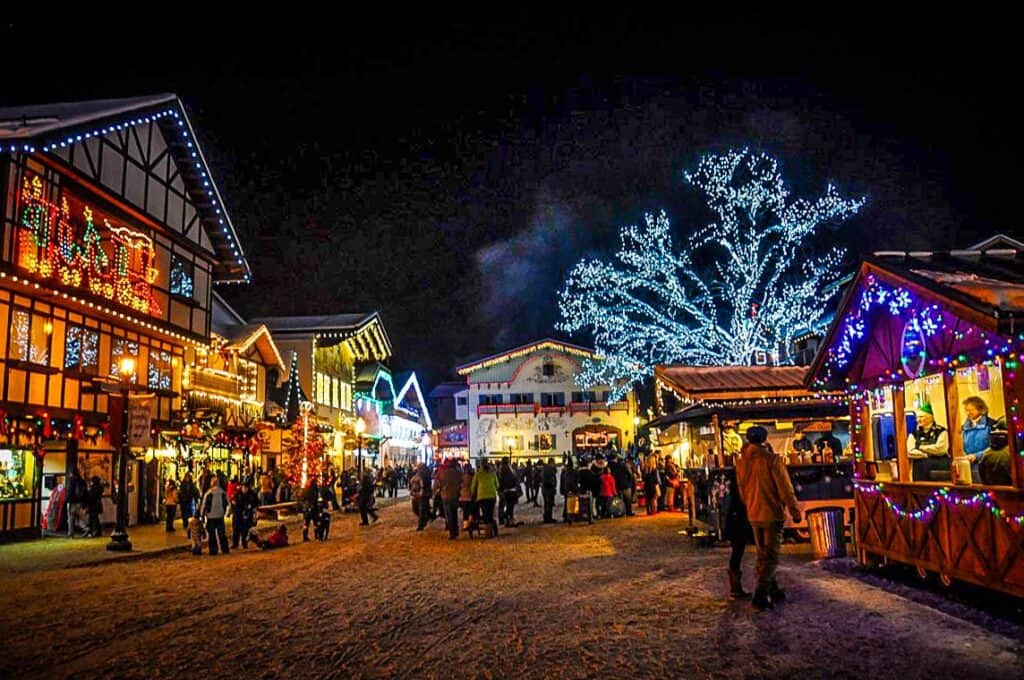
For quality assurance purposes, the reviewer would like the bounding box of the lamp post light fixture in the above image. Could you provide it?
[506,436,515,459]
[355,416,366,476]
[107,356,135,552]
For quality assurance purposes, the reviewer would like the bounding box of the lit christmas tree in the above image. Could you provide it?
[558,149,865,399]
[283,408,328,489]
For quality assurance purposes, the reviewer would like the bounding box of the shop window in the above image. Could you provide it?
[110,337,139,382]
[10,309,50,365]
[532,433,557,451]
[64,325,99,375]
[954,363,1010,486]
[0,448,36,499]
[903,375,949,483]
[170,254,194,299]
[148,349,172,391]
[864,386,900,478]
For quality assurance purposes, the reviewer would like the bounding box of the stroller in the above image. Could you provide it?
[466,502,498,539]
[564,491,594,526]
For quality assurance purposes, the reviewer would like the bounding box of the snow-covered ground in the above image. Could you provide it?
[1,498,1021,679]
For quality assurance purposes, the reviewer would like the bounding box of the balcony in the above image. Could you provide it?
[568,401,630,416]
[476,403,538,417]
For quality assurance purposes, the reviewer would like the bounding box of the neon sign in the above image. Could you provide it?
[16,175,160,315]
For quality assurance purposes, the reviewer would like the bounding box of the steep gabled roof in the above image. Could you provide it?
[0,94,251,282]
[456,337,596,375]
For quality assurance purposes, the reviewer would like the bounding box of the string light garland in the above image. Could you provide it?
[855,481,1024,526]
[557,149,865,401]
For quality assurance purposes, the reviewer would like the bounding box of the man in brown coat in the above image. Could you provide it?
[438,459,463,540]
[735,426,801,610]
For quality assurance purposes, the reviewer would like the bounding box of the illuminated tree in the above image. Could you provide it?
[283,413,328,489]
[558,149,865,399]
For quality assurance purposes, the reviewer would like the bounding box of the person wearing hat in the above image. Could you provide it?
[907,402,949,482]
[722,424,743,466]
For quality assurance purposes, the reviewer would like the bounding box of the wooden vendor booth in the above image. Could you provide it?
[809,252,1024,596]
[652,365,853,536]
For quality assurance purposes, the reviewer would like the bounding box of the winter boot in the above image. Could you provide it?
[769,580,787,604]
[751,587,773,611]
[728,569,751,599]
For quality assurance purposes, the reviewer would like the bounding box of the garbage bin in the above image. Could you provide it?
[806,506,846,559]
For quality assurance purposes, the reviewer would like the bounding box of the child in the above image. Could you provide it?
[251,524,289,550]
[188,516,203,555]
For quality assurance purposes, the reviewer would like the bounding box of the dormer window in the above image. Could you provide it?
[542,359,555,377]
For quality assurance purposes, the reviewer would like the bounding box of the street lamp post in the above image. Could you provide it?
[506,436,515,460]
[355,416,366,477]
[107,357,135,552]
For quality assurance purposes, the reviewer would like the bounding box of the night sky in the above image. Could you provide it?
[2,17,1018,390]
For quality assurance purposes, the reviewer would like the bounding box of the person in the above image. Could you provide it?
[643,455,660,515]
[735,426,801,610]
[259,471,275,506]
[663,455,680,511]
[722,424,743,465]
[188,516,204,555]
[541,457,558,523]
[178,472,199,535]
[200,476,231,555]
[387,466,399,499]
[231,481,259,548]
[416,465,434,531]
[597,464,617,518]
[723,471,751,599]
[470,459,499,537]
[164,480,179,532]
[962,396,997,482]
[521,461,534,504]
[199,465,212,494]
[85,475,104,538]
[65,468,88,538]
[438,458,462,539]
[251,523,290,550]
[498,457,520,528]
[907,402,949,482]
[531,460,543,507]
[226,475,239,503]
[301,479,320,542]
[559,457,578,521]
[791,430,813,454]
[459,461,475,530]
[358,472,379,526]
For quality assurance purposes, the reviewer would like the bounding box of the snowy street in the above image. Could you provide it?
[1,499,1021,679]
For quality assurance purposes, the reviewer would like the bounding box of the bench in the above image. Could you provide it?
[257,502,302,521]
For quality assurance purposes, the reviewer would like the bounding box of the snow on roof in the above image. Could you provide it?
[656,365,810,395]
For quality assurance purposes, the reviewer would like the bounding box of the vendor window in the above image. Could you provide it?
[903,375,950,483]
[954,363,1010,486]
[865,386,904,481]
[10,309,51,365]
[0,448,36,500]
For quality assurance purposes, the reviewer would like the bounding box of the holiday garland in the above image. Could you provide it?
[855,481,1024,526]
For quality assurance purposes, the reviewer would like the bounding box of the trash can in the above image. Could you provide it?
[806,506,846,559]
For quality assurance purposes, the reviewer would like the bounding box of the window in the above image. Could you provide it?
[239,359,258,402]
[0,449,36,500]
[170,254,194,299]
[532,434,557,451]
[571,391,597,403]
[10,309,50,365]
[148,349,172,391]
[479,394,503,406]
[600,390,627,403]
[456,396,467,406]
[540,392,565,407]
[111,337,139,382]
[510,393,534,405]
[542,360,555,376]
[64,325,99,375]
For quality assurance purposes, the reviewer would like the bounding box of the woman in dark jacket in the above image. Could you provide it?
[85,476,104,537]
[642,455,661,515]
[498,458,520,528]
[722,472,751,599]
[358,472,379,526]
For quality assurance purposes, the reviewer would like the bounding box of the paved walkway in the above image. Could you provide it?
[0,489,409,573]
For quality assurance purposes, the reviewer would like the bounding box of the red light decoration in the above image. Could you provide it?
[16,174,161,316]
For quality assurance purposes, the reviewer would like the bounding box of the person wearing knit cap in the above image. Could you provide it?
[907,402,950,482]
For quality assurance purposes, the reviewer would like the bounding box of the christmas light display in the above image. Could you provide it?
[17,175,161,315]
[558,149,864,400]
[282,409,328,488]
[856,481,1024,526]
[9,105,251,284]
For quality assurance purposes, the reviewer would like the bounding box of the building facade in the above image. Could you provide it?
[456,339,638,460]
[0,95,249,540]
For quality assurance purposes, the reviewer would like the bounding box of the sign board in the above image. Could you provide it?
[128,394,155,448]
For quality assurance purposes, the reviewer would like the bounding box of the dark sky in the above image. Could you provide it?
[2,16,1018,390]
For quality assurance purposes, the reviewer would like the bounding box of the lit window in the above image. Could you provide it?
[11,309,50,365]
[111,337,139,382]
[64,325,99,375]
[148,349,172,391]
[170,254,194,299]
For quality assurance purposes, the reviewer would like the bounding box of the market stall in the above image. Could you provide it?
[809,252,1024,596]
[653,365,853,536]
